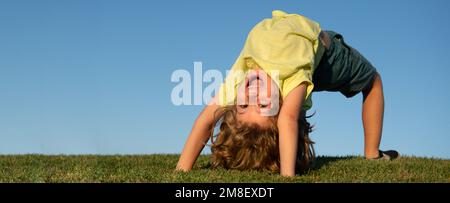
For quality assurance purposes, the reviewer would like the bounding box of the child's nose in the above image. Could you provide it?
[247,105,261,113]
[248,88,258,97]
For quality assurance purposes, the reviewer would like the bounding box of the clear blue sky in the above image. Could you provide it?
[0,0,449,158]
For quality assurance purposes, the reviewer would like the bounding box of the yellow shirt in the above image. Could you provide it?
[218,10,325,110]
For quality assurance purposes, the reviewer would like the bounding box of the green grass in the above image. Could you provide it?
[0,154,448,183]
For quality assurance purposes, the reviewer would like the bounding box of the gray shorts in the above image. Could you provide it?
[312,31,378,97]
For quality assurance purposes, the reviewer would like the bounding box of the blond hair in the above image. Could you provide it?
[210,105,315,173]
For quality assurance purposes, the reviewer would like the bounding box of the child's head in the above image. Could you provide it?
[234,68,280,129]
[210,105,315,173]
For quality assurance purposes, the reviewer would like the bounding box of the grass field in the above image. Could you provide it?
[0,154,448,183]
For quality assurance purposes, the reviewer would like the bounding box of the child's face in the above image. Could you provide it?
[236,68,280,128]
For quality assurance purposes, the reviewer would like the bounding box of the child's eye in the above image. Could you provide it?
[258,104,269,108]
[238,104,248,109]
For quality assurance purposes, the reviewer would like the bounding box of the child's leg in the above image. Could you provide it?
[362,73,384,159]
[314,31,391,158]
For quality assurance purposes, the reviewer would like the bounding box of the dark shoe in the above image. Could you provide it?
[370,150,400,160]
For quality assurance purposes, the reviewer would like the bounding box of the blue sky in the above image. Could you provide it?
[0,0,449,158]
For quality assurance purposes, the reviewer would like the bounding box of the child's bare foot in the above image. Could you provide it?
[367,150,400,160]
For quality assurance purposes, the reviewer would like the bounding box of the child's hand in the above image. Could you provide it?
[174,165,189,172]
[175,164,189,172]
[177,97,220,174]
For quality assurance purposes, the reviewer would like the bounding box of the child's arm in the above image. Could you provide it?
[176,97,220,172]
[277,83,307,177]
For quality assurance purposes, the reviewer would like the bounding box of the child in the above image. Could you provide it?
[176,10,398,177]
